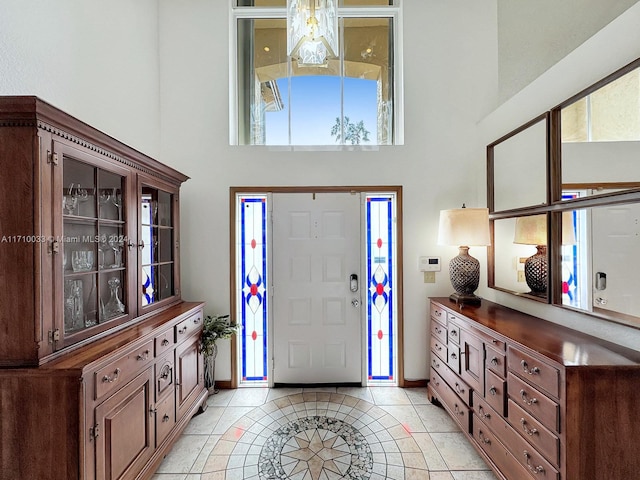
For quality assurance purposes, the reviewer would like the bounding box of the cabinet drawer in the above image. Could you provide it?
[155,328,175,357]
[94,339,154,400]
[508,346,560,398]
[156,355,174,399]
[473,392,503,436]
[437,358,472,407]
[155,392,175,447]
[431,336,447,363]
[492,411,560,480]
[485,369,506,416]
[175,311,203,343]
[508,399,560,467]
[431,303,446,326]
[473,416,535,480]
[447,343,461,374]
[447,319,460,345]
[486,345,506,378]
[508,373,559,432]
[431,320,447,344]
[430,369,472,433]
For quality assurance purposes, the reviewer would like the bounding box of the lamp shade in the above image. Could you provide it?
[514,215,546,246]
[438,208,491,247]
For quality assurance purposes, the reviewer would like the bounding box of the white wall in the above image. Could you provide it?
[478,2,640,351]
[0,0,161,157]
[158,0,498,381]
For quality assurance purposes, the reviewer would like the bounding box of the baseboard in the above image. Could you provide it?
[403,379,428,388]
[214,380,233,389]
[215,379,429,389]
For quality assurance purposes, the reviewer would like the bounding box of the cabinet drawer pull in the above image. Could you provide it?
[160,366,172,380]
[454,404,465,417]
[161,338,170,346]
[490,357,499,366]
[450,330,458,337]
[450,352,457,360]
[520,389,538,406]
[434,326,442,334]
[431,376,440,387]
[102,368,121,383]
[434,310,442,318]
[178,326,188,334]
[136,350,150,361]
[454,382,465,394]
[432,359,441,369]
[162,414,170,422]
[489,386,497,396]
[478,405,491,419]
[478,430,491,445]
[521,359,540,375]
[524,451,545,475]
[193,316,201,324]
[521,418,538,436]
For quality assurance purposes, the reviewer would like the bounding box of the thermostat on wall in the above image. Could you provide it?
[419,256,441,272]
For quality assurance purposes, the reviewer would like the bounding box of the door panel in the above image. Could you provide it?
[272,192,362,384]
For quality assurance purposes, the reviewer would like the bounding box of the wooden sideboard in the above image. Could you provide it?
[427,297,640,480]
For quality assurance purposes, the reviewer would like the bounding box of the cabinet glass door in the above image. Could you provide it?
[140,186,175,307]
[62,157,128,338]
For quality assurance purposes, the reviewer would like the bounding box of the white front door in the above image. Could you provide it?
[272,192,362,385]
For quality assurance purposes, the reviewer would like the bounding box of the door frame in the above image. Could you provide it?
[229,185,404,389]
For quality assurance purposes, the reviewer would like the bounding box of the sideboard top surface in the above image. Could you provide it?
[430,297,640,367]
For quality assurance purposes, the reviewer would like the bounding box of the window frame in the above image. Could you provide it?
[229,2,404,147]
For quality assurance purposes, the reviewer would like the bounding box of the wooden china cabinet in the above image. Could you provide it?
[0,96,207,480]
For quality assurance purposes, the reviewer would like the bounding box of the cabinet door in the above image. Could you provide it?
[175,334,204,420]
[94,366,154,480]
[459,327,484,394]
[53,141,136,349]
[137,174,180,314]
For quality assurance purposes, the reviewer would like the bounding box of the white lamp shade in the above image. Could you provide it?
[514,215,547,246]
[438,208,491,246]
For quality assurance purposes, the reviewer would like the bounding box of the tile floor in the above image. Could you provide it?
[151,387,498,480]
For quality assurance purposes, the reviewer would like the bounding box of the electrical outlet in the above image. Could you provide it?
[424,271,436,283]
[517,270,526,282]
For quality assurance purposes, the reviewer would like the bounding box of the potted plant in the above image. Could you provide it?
[199,314,239,394]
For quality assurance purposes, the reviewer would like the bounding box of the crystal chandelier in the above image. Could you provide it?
[287,0,339,67]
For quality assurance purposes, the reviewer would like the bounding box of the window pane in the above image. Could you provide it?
[237,1,393,5]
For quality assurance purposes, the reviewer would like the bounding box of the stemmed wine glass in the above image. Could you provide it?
[98,188,111,218]
[108,236,124,268]
[63,183,78,215]
[112,188,122,221]
[97,235,110,269]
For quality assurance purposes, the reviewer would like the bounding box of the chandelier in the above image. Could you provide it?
[287,0,339,67]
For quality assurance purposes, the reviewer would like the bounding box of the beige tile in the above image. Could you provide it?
[156,434,209,474]
[429,473,454,480]
[415,404,461,433]
[206,389,234,407]
[202,454,228,473]
[411,432,448,471]
[405,387,431,405]
[451,471,499,480]
[402,452,428,470]
[430,432,490,470]
[210,439,236,456]
[369,387,411,405]
[184,407,225,435]
[395,437,421,453]
[381,405,427,434]
[387,423,412,440]
[230,387,269,406]
[337,386,374,402]
[405,467,430,479]
[190,435,222,473]
[200,472,225,480]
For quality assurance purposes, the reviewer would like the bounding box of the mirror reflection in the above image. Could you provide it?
[561,64,640,196]
[561,200,640,324]
[491,116,547,212]
[492,215,548,298]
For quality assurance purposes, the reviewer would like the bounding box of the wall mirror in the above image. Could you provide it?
[559,58,640,200]
[488,114,548,213]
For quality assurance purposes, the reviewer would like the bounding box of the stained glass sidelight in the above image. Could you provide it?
[366,195,396,382]
[238,195,269,383]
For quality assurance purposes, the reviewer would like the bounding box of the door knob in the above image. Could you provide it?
[351,299,359,308]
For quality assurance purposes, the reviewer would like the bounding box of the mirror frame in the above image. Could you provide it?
[487,56,640,328]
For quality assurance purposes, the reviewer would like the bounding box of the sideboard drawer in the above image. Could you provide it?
[155,328,175,357]
[447,320,461,345]
[431,336,447,363]
[438,360,472,407]
[431,369,472,433]
[508,399,560,467]
[94,339,154,400]
[431,320,447,344]
[155,392,175,446]
[473,392,503,436]
[485,369,506,416]
[156,355,174,399]
[175,311,203,343]
[447,343,461,374]
[431,303,446,325]
[508,373,559,432]
[486,345,506,378]
[508,345,560,398]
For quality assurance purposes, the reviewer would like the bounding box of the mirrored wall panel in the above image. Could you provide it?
[561,61,640,198]
[490,115,548,212]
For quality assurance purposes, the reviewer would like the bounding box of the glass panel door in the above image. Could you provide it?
[140,186,175,308]
[62,157,128,339]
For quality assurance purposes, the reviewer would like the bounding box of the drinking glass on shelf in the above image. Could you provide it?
[108,237,123,268]
[112,188,122,221]
[63,183,78,215]
[97,235,109,269]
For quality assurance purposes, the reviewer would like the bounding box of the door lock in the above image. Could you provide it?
[350,274,359,292]
[351,299,359,308]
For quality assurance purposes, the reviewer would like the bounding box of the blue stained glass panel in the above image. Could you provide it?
[239,196,268,383]
[366,195,395,382]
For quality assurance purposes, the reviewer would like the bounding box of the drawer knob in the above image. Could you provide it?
[478,430,491,445]
[102,368,121,383]
[524,451,545,475]
[478,405,491,419]
[489,386,497,396]
[432,377,440,387]
[435,326,442,334]
[434,310,441,317]
[521,359,540,375]
[161,338,170,346]
[193,317,201,324]
[454,382,465,394]
[490,357,499,366]
[178,326,188,334]
[136,350,150,361]
[160,366,172,380]
[432,359,441,369]
[520,389,538,406]
[450,330,458,337]
[163,414,170,422]
[450,352,457,360]
[521,418,539,436]
[454,404,465,416]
